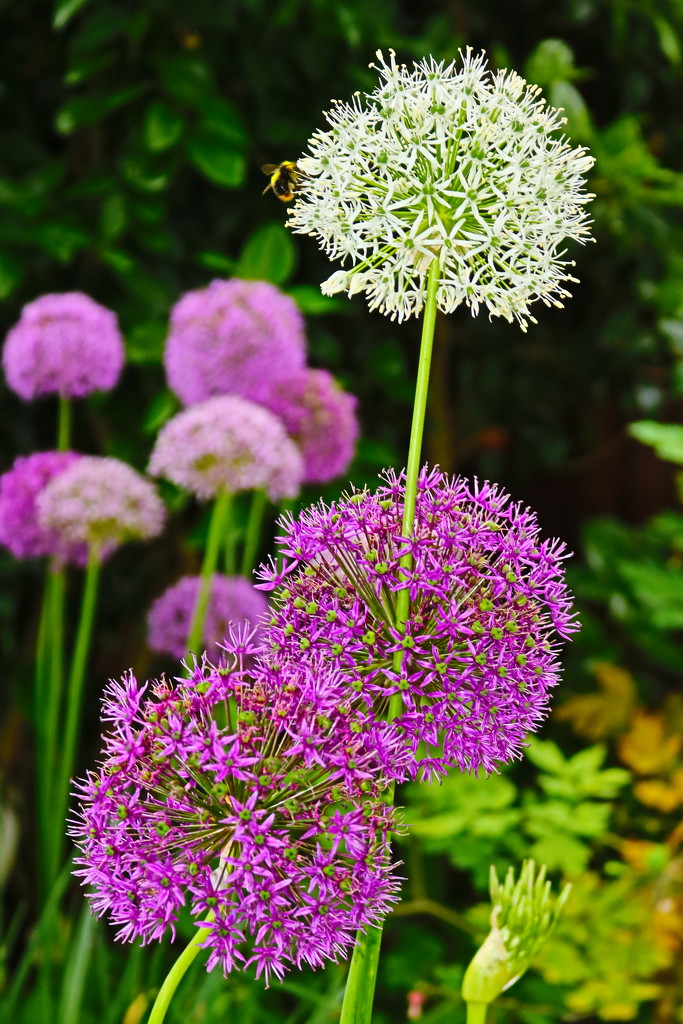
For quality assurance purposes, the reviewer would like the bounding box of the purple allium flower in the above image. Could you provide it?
[71,642,403,984]
[3,293,124,400]
[261,369,359,484]
[147,574,269,659]
[37,456,166,561]
[164,279,307,407]
[148,395,303,502]
[258,467,578,781]
[0,451,85,562]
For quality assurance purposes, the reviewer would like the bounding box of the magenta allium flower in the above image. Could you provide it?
[3,293,124,400]
[37,456,166,560]
[0,451,85,562]
[164,279,307,407]
[148,395,303,502]
[262,369,359,484]
[147,574,269,658]
[258,467,578,781]
[71,643,403,984]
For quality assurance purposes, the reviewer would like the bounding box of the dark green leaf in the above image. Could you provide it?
[234,222,296,284]
[0,250,23,298]
[156,55,213,105]
[55,86,145,135]
[142,101,185,152]
[53,0,92,29]
[186,130,246,188]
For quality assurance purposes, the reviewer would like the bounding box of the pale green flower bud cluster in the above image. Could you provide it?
[462,860,570,1005]
[289,49,595,328]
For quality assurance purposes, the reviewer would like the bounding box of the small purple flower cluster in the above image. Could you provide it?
[71,640,405,984]
[258,467,577,781]
[3,292,124,400]
[147,574,269,659]
[148,395,303,501]
[38,456,166,561]
[0,451,85,563]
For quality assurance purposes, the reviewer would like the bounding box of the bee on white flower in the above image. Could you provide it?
[287,49,595,329]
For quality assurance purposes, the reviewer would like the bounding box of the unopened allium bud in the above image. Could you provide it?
[462,861,570,1005]
[3,293,124,399]
[148,395,303,502]
[37,456,165,560]
[164,279,306,407]
[288,49,594,327]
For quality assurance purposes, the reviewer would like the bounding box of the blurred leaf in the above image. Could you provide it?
[125,323,166,365]
[629,419,683,464]
[55,86,145,134]
[197,251,235,274]
[142,101,185,152]
[557,663,637,740]
[99,193,127,240]
[64,52,113,85]
[0,250,23,298]
[523,738,567,775]
[186,129,246,188]
[618,710,682,775]
[53,0,92,29]
[287,285,346,314]
[198,96,248,146]
[234,222,296,284]
[156,55,213,105]
[119,154,172,193]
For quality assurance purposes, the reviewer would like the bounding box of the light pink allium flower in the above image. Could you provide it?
[3,293,124,399]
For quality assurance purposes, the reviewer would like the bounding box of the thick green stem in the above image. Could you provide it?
[147,926,212,1024]
[38,565,67,897]
[51,550,101,878]
[466,1002,489,1024]
[187,491,232,658]
[241,489,267,576]
[57,396,71,451]
[341,257,441,1024]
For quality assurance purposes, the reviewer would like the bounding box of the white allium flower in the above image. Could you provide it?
[288,49,595,328]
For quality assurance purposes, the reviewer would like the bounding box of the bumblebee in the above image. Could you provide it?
[261,160,301,202]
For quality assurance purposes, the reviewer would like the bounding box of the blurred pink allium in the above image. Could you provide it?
[3,293,125,400]
[164,279,306,407]
[148,395,303,501]
[147,574,269,659]
[262,368,359,483]
[0,451,84,562]
[37,456,166,560]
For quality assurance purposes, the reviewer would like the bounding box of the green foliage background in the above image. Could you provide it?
[2,1,683,1022]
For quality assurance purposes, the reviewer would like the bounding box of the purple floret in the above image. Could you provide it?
[3,292,124,400]
[164,279,307,407]
[148,394,303,502]
[37,456,166,561]
[147,574,269,659]
[261,369,359,484]
[0,451,85,562]
[70,638,404,984]
[257,466,578,781]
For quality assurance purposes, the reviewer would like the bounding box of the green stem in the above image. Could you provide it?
[466,1002,489,1024]
[340,257,441,1024]
[147,926,212,1024]
[51,550,101,877]
[187,491,232,658]
[57,396,71,451]
[38,565,67,897]
[241,489,267,576]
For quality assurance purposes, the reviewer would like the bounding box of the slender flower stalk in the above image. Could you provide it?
[49,550,102,882]
[147,924,213,1024]
[186,490,233,657]
[57,397,71,451]
[340,257,441,1024]
[242,489,267,575]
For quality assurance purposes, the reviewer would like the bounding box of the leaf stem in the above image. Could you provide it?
[147,926,212,1024]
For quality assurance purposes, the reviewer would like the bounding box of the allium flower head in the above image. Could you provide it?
[147,574,269,659]
[148,395,303,501]
[164,279,307,407]
[37,456,166,560]
[288,49,595,327]
[3,292,124,399]
[262,369,359,483]
[71,644,403,983]
[258,467,577,781]
[0,451,84,562]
